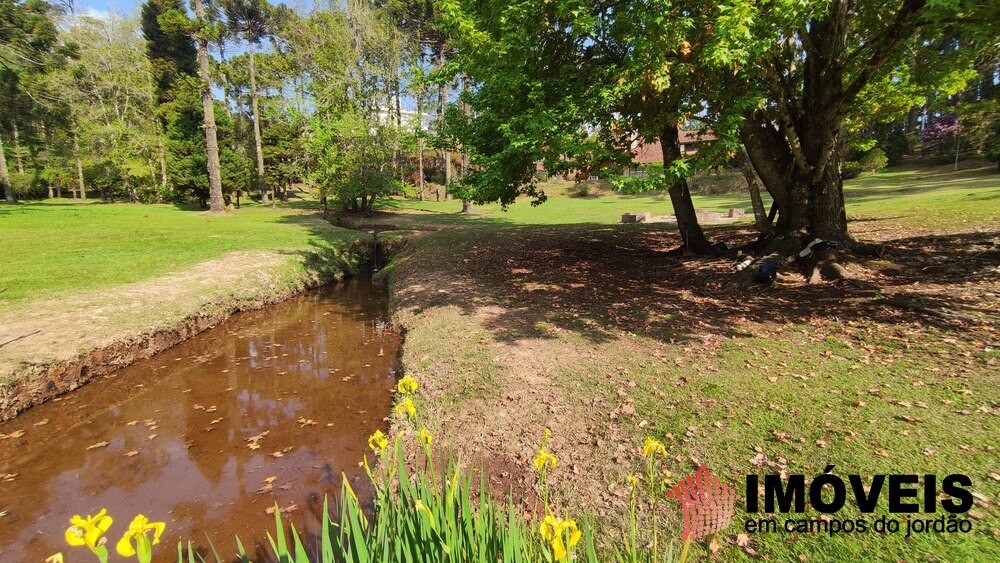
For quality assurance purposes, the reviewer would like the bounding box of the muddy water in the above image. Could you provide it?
[0,277,401,560]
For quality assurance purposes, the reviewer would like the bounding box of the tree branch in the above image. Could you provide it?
[841,0,927,105]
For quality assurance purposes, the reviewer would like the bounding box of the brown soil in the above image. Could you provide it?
[385,221,999,524]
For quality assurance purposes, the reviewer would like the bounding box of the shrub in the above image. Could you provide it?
[859,148,888,173]
[567,183,592,197]
[841,161,863,179]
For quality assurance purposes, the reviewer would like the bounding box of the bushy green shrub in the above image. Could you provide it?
[859,148,888,173]
[841,161,863,179]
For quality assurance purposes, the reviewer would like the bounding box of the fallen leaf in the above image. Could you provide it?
[147,434,158,441]
[33,419,49,426]
[124,450,140,457]
[247,442,260,450]
[86,441,109,450]
[125,421,139,426]
[271,452,284,458]
[1,473,18,482]
[708,538,721,554]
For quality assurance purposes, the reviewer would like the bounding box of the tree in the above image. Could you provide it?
[221,0,278,205]
[53,15,164,202]
[440,0,718,251]
[0,0,60,203]
[723,0,998,245]
[191,0,224,212]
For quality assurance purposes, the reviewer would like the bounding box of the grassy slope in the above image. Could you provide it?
[382,163,1000,561]
[0,200,360,304]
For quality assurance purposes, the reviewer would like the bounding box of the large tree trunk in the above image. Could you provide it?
[659,125,711,253]
[248,42,268,206]
[194,0,225,214]
[0,133,13,203]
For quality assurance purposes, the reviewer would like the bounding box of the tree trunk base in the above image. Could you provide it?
[726,231,868,288]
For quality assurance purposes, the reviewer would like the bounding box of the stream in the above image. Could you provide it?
[0,277,402,560]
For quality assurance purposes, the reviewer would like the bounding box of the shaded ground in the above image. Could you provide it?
[383,187,999,559]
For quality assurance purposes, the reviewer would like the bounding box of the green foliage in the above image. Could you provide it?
[841,161,864,180]
[305,112,399,214]
[859,148,889,174]
[140,0,198,105]
[611,166,667,195]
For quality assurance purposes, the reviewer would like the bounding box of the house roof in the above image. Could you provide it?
[632,130,718,164]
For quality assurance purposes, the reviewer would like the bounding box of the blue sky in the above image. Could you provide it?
[74,0,141,19]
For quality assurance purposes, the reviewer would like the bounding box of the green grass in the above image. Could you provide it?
[373,161,999,231]
[380,161,1000,562]
[0,200,358,303]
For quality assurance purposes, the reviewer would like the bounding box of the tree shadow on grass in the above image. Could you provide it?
[393,223,999,347]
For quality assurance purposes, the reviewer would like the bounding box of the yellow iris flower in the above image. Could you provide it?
[539,514,581,560]
[64,508,113,550]
[418,426,433,445]
[116,514,165,558]
[534,449,557,472]
[397,374,419,395]
[368,429,389,454]
[396,397,416,419]
[641,437,667,458]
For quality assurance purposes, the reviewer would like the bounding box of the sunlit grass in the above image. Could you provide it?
[0,200,359,303]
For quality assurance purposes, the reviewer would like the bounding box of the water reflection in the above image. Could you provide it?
[0,278,401,559]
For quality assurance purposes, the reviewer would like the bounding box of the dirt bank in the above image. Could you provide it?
[0,243,369,421]
[381,223,999,560]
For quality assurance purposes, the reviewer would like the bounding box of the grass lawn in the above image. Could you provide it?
[380,162,1000,560]
[370,161,1000,234]
[0,200,359,304]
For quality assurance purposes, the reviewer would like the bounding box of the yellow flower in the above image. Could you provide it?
[641,437,667,458]
[539,514,560,541]
[540,514,581,561]
[626,473,640,488]
[368,429,389,454]
[116,514,165,558]
[64,508,113,549]
[397,374,419,395]
[395,397,416,419]
[533,449,557,472]
[418,426,433,446]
